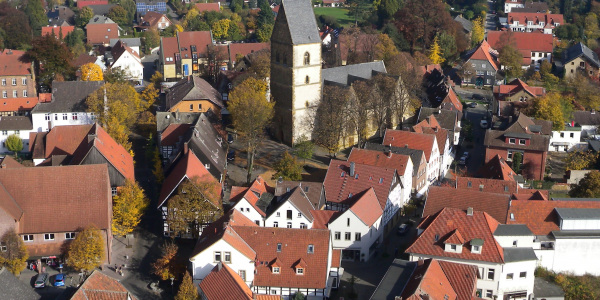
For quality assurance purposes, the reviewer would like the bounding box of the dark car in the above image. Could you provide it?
[468,102,477,108]
[227,150,235,161]
[397,224,409,235]
[34,273,48,288]
[227,133,234,144]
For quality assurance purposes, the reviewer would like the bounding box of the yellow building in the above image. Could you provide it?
[166,76,224,117]
[159,31,213,81]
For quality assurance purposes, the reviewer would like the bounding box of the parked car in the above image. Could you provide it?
[34,273,48,288]
[459,156,467,165]
[227,133,234,144]
[480,119,489,129]
[468,102,477,108]
[397,224,409,235]
[53,274,65,287]
[227,150,235,161]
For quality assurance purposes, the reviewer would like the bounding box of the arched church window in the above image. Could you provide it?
[304,52,310,65]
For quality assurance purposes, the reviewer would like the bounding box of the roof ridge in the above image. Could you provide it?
[482,211,505,263]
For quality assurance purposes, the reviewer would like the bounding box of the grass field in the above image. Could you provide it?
[313,7,357,27]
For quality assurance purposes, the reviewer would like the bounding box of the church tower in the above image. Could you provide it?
[270,0,322,146]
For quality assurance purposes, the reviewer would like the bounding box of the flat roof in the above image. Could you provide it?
[370,259,416,300]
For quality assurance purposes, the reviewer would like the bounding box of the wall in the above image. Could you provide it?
[233,198,264,226]
[548,130,581,152]
[426,141,440,183]
[0,75,36,99]
[0,207,17,238]
[564,57,600,79]
[464,59,497,87]
[264,201,312,229]
[168,100,221,116]
[111,56,143,84]
[485,147,546,180]
[400,158,414,206]
[32,112,96,133]
[497,260,536,299]
[329,209,382,260]
[549,237,600,276]
[190,239,256,283]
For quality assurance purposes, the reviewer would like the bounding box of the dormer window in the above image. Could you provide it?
[519,139,526,145]
[471,238,484,254]
[296,268,304,275]
[277,243,282,252]
[509,138,516,144]
[273,267,280,274]
[307,244,314,253]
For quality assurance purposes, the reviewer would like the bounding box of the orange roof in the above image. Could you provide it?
[478,155,520,182]
[71,270,137,300]
[160,123,192,146]
[228,43,270,63]
[348,148,410,175]
[402,259,458,300]
[79,124,135,182]
[442,88,463,113]
[331,249,341,268]
[42,125,94,158]
[487,30,553,53]
[445,229,465,244]
[195,2,220,12]
[199,263,253,300]
[309,209,339,229]
[0,97,38,112]
[424,186,511,224]
[191,209,257,259]
[507,200,600,235]
[0,49,32,76]
[511,189,548,200]
[41,25,75,38]
[493,78,545,99]
[231,176,272,216]
[413,116,449,154]
[384,129,437,162]
[456,177,518,194]
[38,93,52,103]
[437,260,478,300]
[466,40,499,71]
[347,188,383,227]
[0,156,24,169]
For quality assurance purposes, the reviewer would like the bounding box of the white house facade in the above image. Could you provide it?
[548,127,582,152]
[190,237,256,284]
[31,112,96,133]
[505,0,524,13]
[110,49,144,85]
[264,200,313,229]
[329,208,383,262]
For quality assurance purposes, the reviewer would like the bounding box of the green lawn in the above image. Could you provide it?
[313,7,357,27]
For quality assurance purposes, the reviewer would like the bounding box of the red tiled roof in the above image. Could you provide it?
[347,188,383,227]
[413,117,449,154]
[402,259,458,300]
[309,209,339,229]
[42,125,94,158]
[137,11,171,29]
[0,97,38,112]
[438,260,478,300]
[199,263,253,300]
[41,25,75,38]
[455,177,518,194]
[0,49,32,76]
[77,0,108,8]
[228,43,270,63]
[195,2,220,12]
[418,64,443,78]
[71,270,137,300]
[160,123,191,146]
[0,164,111,234]
[466,40,499,71]
[493,78,545,99]
[38,93,52,103]
[477,155,519,182]
[323,160,397,210]
[86,23,119,45]
[445,229,465,244]
[507,200,600,235]
[507,12,564,27]
[161,37,178,65]
[407,207,504,263]
[231,176,272,216]
[158,149,219,208]
[233,226,331,289]
[424,186,511,224]
[511,189,548,200]
[178,31,212,59]
[348,148,410,175]
[331,249,341,268]
[384,129,437,162]
[442,88,463,113]
[487,30,553,53]
[0,156,24,169]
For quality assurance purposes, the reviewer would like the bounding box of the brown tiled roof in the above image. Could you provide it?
[331,249,341,268]
[445,229,465,244]
[0,156,24,168]
[275,186,316,222]
[384,129,437,162]
[413,118,449,154]
[424,186,511,223]
[40,125,93,158]
[407,207,504,263]
[401,259,458,300]
[86,22,119,45]
[511,189,548,200]
[438,260,478,300]
[274,181,323,209]
[466,40,499,71]
[233,226,331,289]
[228,43,270,63]
[0,97,38,113]
[41,25,75,38]
[177,31,212,59]
[230,176,272,216]
[493,79,545,99]
[507,12,564,28]
[0,164,111,234]
[487,30,554,53]
[484,126,550,153]
[0,49,32,76]
[507,200,600,235]
[111,40,141,63]
[160,123,192,146]
[456,177,518,194]
[477,155,520,182]
[348,148,410,175]
[199,263,253,300]
[309,210,339,229]
[195,2,220,12]
[166,76,224,110]
[138,11,171,29]
[323,159,397,210]
[347,188,382,227]
[574,110,600,126]
[71,270,137,300]
[441,88,463,113]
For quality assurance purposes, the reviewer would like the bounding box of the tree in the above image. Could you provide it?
[81,63,104,81]
[313,86,349,155]
[153,149,164,183]
[375,33,400,64]
[568,73,600,110]
[293,292,306,300]
[376,0,400,22]
[246,49,270,80]
[205,44,229,83]
[212,19,231,40]
[526,93,565,130]
[144,29,160,54]
[428,36,444,64]
[584,13,600,41]
[228,77,274,183]
[566,151,599,171]
[437,31,457,62]
[256,23,273,43]
[24,0,48,35]
[175,272,198,300]
[5,134,22,156]
[0,230,28,275]
[512,152,522,174]
[26,35,74,86]
[498,44,523,79]
[395,0,451,52]
[166,176,222,238]
[112,180,149,236]
[569,170,600,197]
[104,67,129,84]
[0,3,32,49]
[471,17,485,47]
[150,71,163,89]
[141,84,159,109]
[273,151,303,181]
[294,137,314,164]
[67,225,105,272]
[152,242,182,280]
[182,8,200,30]
[76,6,94,27]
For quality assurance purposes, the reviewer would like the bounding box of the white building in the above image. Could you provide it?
[230,176,272,226]
[505,0,524,13]
[573,110,600,138]
[506,12,563,34]
[30,81,103,133]
[108,40,144,85]
[549,127,582,152]
[384,129,441,184]
[264,186,316,229]
[0,116,32,153]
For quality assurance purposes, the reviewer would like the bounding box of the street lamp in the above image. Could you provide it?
[170,277,174,294]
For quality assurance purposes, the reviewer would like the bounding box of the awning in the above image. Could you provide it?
[552,142,570,146]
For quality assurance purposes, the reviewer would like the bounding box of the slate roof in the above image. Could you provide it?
[31,81,104,113]
[493,224,533,236]
[507,200,600,235]
[322,61,387,86]
[268,185,316,221]
[477,155,521,182]
[424,186,511,224]
[417,107,460,133]
[563,42,600,67]
[455,177,518,194]
[199,263,253,300]
[109,38,142,48]
[166,76,224,110]
[364,142,425,173]
[183,113,227,180]
[156,111,200,133]
[274,181,323,210]
[534,277,565,298]
[87,4,116,16]
[555,208,600,220]
[87,15,116,25]
[71,270,137,300]
[484,113,551,152]
[278,0,320,45]
[407,207,505,263]
[503,247,538,262]
[323,159,397,210]
[383,129,437,162]
[0,164,111,234]
[370,259,417,300]
[47,6,75,25]
[0,116,32,130]
[348,148,411,176]
[0,49,31,76]
[454,15,473,32]
[573,110,600,126]
[512,1,549,13]
[0,267,41,300]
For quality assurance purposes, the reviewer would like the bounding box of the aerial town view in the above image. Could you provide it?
[0,0,599,298]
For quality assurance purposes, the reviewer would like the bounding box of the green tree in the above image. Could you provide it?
[376,0,400,22]
[566,151,599,171]
[273,151,303,181]
[0,230,28,275]
[428,36,444,64]
[293,292,306,300]
[437,31,457,62]
[0,3,32,49]
[152,242,182,280]
[112,180,149,236]
[5,134,22,156]
[256,23,273,43]
[175,272,199,300]
[153,149,164,183]
[24,0,48,35]
[584,13,600,41]
[67,225,105,272]
[498,44,523,79]
[108,6,130,27]
[569,170,600,197]
[294,137,314,164]
[76,6,94,27]
[26,35,75,86]
[228,77,274,183]
[143,29,160,54]
[464,10,474,20]
[471,17,485,47]
[512,152,522,174]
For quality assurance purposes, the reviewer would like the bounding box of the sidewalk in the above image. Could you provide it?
[101,236,136,280]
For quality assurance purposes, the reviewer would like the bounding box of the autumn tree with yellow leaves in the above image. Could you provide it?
[428,36,445,64]
[0,230,28,275]
[212,19,231,40]
[67,225,105,272]
[112,180,149,236]
[152,242,183,280]
[471,16,485,47]
[525,93,572,130]
[175,272,199,300]
[81,63,104,81]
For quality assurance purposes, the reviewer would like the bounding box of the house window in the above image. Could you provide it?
[355,232,361,241]
[239,270,246,281]
[11,78,16,85]
[334,232,341,240]
[305,76,309,84]
[22,90,27,97]
[15,130,19,134]
[189,104,193,111]
[304,52,310,65]
[507,273,514,279]
[287,222,292,228]
[504,186,509,192]
[487,268,495,280]
[300,223,307,229]
[296,268,304,275]
[1,131,7,135]
[277,243,282,252]
[43,233,54,241]
[347,218,350,226]
[276,212,280,217]
[345,232,351,240]
[486,290,493,298]
[63,113,68,120]
[198,103,202,110]
[72,113,78,120]
[1,79,5,86]
[450,244,457,251]
[297,212,302,218]
[107,28,111,32]
[224,251,231,263]
[273,222,278,227]
[2,91,6,98]
[0,244,6,252]
[519,139,526,145]
[482,64,486,68]
[22,78,26,85]
[308,244,314,253]
[272,267,280,274]
[65,232,76,239]
[520,271,527,278]
[287,210,292,220]
[570,133,574,138]
[214,251,222,262]
[472,245,480,252]
[111,187,118,196]
[513,240,518,246]
[23,235,33,242]
[12,90,16,97]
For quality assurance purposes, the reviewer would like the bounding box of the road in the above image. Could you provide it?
[459,102,490,175]
[485,0,497,36]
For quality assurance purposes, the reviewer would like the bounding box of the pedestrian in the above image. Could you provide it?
[42,266,46,273]
[114,264,118,272]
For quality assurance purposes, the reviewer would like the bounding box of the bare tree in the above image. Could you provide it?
[313,86,351,156]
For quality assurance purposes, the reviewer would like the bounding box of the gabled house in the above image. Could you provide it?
[412,115,452,178]
[274,180,324,210]
[109,38,142,56]
[85,15,120,46]
[199,262,280,300]
[384,129,440,183]
[135,0,167,16]
[159,31,213,81]
[228,43,270,69]
[455,177,519,194]
[47,6,75,26]
[440,88,464,116]
[189,210,340,298]
[264,185,316,229]
[483,113,551,180]
[493,78,545,102]
[407,207,537,300]
[135,11,171,31]
[229,176,274,226]
[194,2,220,12]
[564,42,600,79]
[30,81,104,132]
[504,0,524,13]
[0,164,112,265]
[0,49,38,115]
[70,270,137,300]
[487,31,553,68]
[158,149,222,237]
[156,111,200,158]
[165,76,224,116]
[506,12,563,34]
[106,40,144,85]
[462,40,499,87]
[423,186,512,223]
[573,110,600,137]
[455,15,473,36]
[0,116,33,153]
[477,154,524,183]
[549,124,582,152]
[417,107,462,146]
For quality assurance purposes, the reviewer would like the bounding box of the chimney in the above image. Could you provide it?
[349,162,355,177]
[405,144,408,148]
[387,150,392,158]
[467,207,474,216]
[217,262,223,270]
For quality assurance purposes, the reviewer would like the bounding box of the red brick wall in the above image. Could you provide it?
[485,147,547,180]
